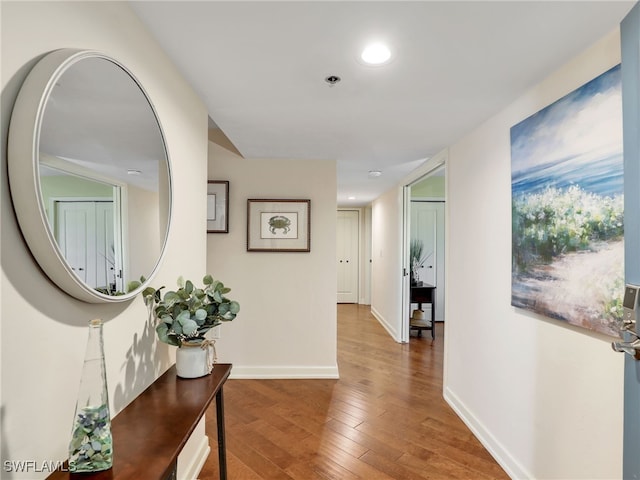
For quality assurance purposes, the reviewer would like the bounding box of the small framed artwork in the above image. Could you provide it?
[247,199,311,252]
[207,181,229,233]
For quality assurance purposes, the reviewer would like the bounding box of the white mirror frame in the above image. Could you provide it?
[8,49,172,303]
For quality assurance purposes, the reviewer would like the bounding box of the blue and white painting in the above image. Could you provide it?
[511,64,623,337]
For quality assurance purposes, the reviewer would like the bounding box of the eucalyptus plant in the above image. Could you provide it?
[142,275,240,347]
[95,278,144,297]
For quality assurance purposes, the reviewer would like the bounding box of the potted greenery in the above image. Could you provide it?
[410,239,428,286]
[142,274,240,378]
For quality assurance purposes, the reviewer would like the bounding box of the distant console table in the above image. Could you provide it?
[410,283,436,339]
[47,363,232,480]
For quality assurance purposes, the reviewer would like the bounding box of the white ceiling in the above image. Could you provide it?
[41,56,166,192]
[130,1,636,206]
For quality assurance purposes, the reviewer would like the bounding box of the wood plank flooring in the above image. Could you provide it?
[199,304,509,479]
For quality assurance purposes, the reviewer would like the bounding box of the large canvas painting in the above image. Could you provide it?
[511,64,623,337]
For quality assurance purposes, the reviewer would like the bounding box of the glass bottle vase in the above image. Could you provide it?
[68,318,113,472]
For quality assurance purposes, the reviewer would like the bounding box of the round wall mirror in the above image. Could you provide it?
[8,49,172,303]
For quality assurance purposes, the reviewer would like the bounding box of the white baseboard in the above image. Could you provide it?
[176,417,210,480]
[444,386,530,480]
[229,365,340,379]
[370,306,401,342]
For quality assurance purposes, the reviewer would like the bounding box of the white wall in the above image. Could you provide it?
[444,30,624,478]
[127,185,161,283]
[207,142,338,378]
[371,28,624,479]
[1,2,208,478]
[370,186,404,340]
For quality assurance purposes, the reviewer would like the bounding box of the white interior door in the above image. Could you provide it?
[411,201,445,321]
[55,201,114,290]
[56,202,94,285]
[337,210,359,303]
[412,209,437,286]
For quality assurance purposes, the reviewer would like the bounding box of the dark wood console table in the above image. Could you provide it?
[47,363,232,480]
[410,283,436,339]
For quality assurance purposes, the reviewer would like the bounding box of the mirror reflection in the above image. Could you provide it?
[38,56,170,296]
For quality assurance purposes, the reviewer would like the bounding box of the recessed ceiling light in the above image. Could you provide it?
[348,196,356,200]
[368,170,382,178]
[361,43,392,65]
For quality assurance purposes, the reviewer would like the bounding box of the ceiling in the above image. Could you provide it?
[41,55,165,192]
[129,1,636,206]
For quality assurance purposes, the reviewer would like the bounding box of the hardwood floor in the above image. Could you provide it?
[200,304,509,479]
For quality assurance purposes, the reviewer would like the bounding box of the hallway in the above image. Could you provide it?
[200,304,509,479]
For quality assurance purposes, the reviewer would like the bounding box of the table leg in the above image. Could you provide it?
[216,387,227,480]
[431,293,436,340]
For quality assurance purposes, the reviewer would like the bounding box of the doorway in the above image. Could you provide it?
[403,166,446,340]
[410,200,445,321]
[337,209,359,303]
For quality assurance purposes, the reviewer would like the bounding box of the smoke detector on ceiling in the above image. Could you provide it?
[325,75,341,86]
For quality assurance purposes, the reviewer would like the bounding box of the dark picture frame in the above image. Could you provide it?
[247,199,311,252]
[207,181,229,233]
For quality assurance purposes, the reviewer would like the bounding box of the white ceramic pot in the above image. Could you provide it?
[175,342,212,378]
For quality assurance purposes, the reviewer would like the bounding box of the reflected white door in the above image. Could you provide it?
[95,202,116,290]
[55,201,114,289]
[337,210,359,303]
[411,201,445,321]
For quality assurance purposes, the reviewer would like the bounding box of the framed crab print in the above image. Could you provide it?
[247,199,310,252]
